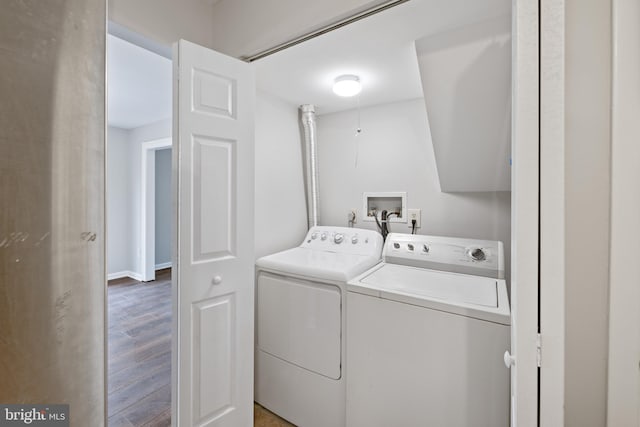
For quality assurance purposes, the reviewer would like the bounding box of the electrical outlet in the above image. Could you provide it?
[408,208,421,229]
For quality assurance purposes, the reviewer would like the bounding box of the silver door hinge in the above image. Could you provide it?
[536,333,542,367]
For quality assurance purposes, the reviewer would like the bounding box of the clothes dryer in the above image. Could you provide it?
[255,226,383,427]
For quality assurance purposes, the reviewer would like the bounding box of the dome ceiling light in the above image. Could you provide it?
[332,74,362,97]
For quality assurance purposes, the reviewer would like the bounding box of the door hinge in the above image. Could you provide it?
[536,333,542,367]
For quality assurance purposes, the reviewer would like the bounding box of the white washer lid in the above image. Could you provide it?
[360,264,498,307]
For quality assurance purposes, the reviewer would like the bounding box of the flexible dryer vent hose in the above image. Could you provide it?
[300,104,320,229]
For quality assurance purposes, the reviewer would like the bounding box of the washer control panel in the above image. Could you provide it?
[301,226,383,257]
[383,233,504,279]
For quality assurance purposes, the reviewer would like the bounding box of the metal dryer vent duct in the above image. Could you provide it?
[300,104,320,229]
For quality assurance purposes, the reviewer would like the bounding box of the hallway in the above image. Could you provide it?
[108,270,172,427]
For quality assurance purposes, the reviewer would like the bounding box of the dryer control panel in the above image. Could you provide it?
[300,226,383,257]
[383,233,504,279]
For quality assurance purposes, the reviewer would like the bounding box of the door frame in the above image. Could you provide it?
[141,137,172,282]
[107,3,548,424]
[538,0,565,423]
[510,1,540,425]
[607,0,640,423]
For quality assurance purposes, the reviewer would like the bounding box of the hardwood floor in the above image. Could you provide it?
[108,269,172,427]
[108,269,296,427]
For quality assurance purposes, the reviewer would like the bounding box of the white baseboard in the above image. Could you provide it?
[107,271,129,281]
[155,262,172,270]
[128,271,143,281]
[107,270,144,281]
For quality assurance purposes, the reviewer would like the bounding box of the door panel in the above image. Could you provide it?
[174,39,255,427]
[192,136,236,262]
[192,68,236,118]
[192,295,235,424]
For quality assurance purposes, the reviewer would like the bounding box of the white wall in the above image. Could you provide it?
[317,99,511,279]
[254,91,308,259]
[155,148,172,267]
[107,120,171,279]
[107,126,132,276]
[108,0,216,50]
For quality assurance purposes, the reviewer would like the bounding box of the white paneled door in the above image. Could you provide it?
[173,39,255,427]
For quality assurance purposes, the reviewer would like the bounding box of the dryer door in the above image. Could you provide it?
[257,272,342,379]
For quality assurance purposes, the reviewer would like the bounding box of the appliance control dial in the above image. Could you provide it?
[321,232,327,241]
[334,233,344,244]
[351,235,358,244]
[468,247,486,261]
[311,232,318,240]
[393,242,400,249]
[407,243,414,251]
[422,244,430,253]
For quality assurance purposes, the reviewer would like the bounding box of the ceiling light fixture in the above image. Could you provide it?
[333,74,362,97]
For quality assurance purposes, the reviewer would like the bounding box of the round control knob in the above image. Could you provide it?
[407,243,414,251]
[320,233,327,241]
[351,235,358,244]
[469,248,486,261]
[423,244,430,253]
[334,233,344,244]
[393,242,400,249]
[311,232,318,240]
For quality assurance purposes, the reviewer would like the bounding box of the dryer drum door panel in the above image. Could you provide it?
[257,272,342,379]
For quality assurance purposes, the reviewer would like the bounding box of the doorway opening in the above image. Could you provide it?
[106,31,173,426]
[141,140,172,282]
[107,0,533,424]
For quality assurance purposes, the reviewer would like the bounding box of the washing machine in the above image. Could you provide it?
[346,233,511,427]
[255,225,383,427]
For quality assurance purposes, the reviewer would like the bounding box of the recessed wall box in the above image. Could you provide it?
[363,192,407,223]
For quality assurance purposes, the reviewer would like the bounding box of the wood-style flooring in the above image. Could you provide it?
[108,269,172,427]
[254,403,296,427]
[107,269,296,427]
